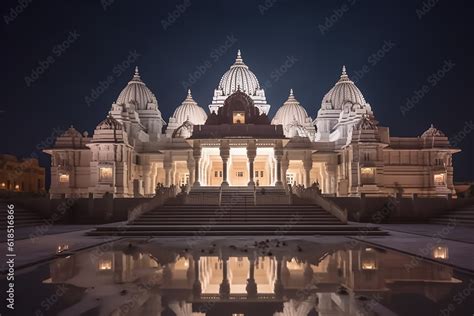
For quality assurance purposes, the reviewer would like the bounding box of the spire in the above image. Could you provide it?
[234,49,244,65]
[289,88,294,97]
[338,65,349,82]
[131,66,141,81]
[187,88,192,98]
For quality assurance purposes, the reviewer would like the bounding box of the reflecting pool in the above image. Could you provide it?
[4,237,474,316]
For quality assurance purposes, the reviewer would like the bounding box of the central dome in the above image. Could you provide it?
[116,67,158,110]
[321,66,366,110]
[218,50,260,96]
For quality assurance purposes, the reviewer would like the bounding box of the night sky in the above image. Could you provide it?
[1,0,473,186]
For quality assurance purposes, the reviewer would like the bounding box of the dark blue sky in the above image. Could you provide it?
[1,0,473,182]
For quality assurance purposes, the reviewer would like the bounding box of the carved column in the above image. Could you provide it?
[187,152,194,191]
[274,140,284,187]
[219,256,230,298]
[281,155,289,188]
[303,153,313,188]
[143,164,152,196]
[163,160,172,188]
[246,254,258,298]
[192,255,202,297]
[247,140,257,187]
[274,256,284,298]
[220,140,230,187]
[193,141,201,187]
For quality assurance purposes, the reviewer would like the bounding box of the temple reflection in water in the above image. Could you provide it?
[45,239,463,316]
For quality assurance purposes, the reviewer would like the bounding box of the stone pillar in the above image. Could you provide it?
[281,155,289,188]
[187,153,194,191]
[193,141,201,187]
[303,154,313,188]
[247,140,257,187]
[274,140,284,187]
[193,255,202,297]
[219,256,230,298]
[246,254,258,297]
[274,256,284,298]
[220,140,230,187]
[164,161,172,188]
[143,164,152,196]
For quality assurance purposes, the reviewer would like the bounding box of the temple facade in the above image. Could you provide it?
[45,51,459,199]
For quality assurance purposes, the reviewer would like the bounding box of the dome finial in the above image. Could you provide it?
[132,66,141,80]
[342,65,347,76]
[187,88,192,97]
[290,88,294,96]
[235,49,243,64]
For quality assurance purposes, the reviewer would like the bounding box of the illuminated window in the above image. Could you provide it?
[98,259,112,271]
[59,173,70,183]
[432,246,449,259]
[360,248,377,270]
[434,173,445,186]
[360,167,375,184]
[233,111,245,124]
[99,167,113,182]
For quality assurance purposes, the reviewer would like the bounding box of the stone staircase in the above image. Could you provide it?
[431,202,474,227]
[0,201,45,229]
[88,188,387,236]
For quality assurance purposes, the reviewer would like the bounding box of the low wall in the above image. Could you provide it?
[9,195,152,224]
[327,195,470,223]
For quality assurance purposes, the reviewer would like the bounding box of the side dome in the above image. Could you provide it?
[116,67,158,110]
[321,66,366,110]
[171,89,207,126]
[218,50,260,96]
[272,89,311,127]
[97,115,123,130]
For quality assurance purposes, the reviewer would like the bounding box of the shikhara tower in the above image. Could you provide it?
[44,50,459,198]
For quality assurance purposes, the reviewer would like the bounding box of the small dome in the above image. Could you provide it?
[272,89,311,127]
[116,67,158,110]
[97,115,123,130]
[218,50,260,96]
[421,124,445,137]
[321,66,366,110]
[172,89,207,126]
[62,126,82,137]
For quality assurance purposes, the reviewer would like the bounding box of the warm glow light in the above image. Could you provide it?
[59,173,70,183]
[99,167,113,182]
[56,244,69,254]
[287,257,303,270]
[98,259,112,270]
[360,167,375,176]
[233,111,245,124]
[433,246,449,259]
[361,261,377,270]
[434,173,446,186]
[14,184,20,190]
[1,182,5,188]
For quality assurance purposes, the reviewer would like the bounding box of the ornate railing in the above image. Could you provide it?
[293,186,348,223]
